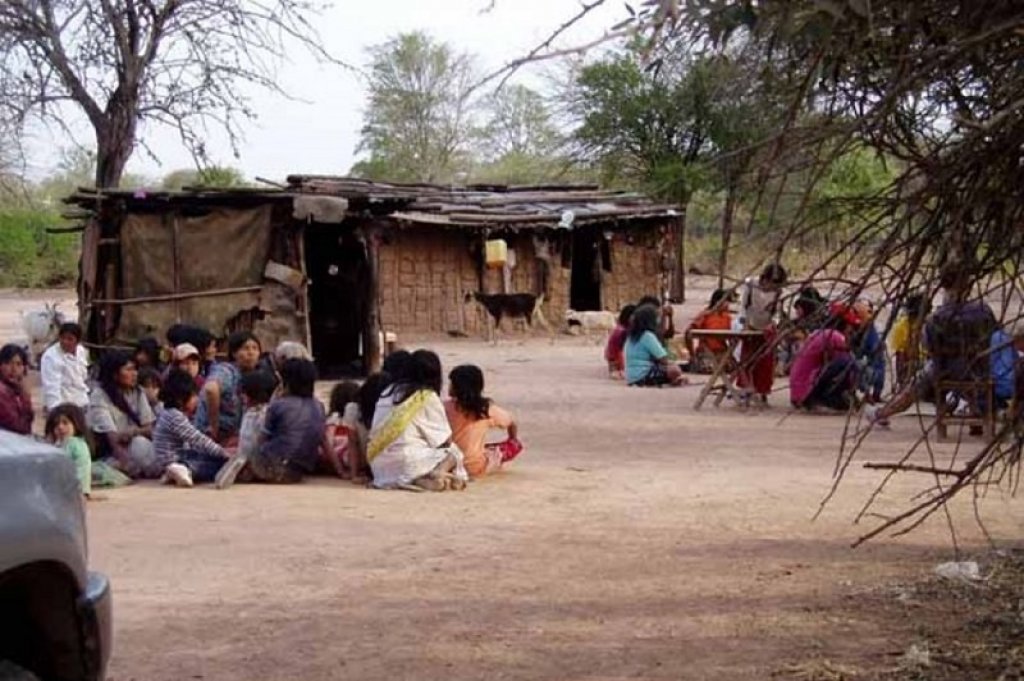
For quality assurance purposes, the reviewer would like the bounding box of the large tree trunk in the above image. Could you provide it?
[94,99,138,188]
[670,208,687,302]
[717,184,737,290]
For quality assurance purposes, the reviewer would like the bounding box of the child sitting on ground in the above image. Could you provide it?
[247,358,330,484]
[215,369,277,489]
[171,343,205,390]
[138,367,163,417]
[153,369,230,488]
[889,292,928,390]
[45,403,96,499]
[604,304,636,379]
[444,364,522,479]
[325,380,369,483]
[685,288,733,374]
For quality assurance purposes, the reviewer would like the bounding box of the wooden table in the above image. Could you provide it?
[688,329,765,410]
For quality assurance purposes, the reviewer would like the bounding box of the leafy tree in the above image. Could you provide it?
[569,52,723,298]
[162,166,247,190]
[470,84,570,184]
[0,0,334,188]
[356,32,477,183]
[607,0,1024,541]
[479,85,560,160]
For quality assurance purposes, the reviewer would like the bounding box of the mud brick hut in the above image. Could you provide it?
[66,177,681,375]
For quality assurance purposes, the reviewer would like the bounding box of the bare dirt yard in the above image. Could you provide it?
[2,285,1022,680]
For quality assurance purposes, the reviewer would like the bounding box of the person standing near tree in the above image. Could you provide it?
[737,264,788,407]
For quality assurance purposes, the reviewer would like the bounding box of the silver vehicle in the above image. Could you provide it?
[0,431,112,681]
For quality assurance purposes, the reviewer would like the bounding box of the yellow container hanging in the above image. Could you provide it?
[485,239,508,269]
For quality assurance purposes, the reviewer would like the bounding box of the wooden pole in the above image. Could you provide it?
[90,285,264,306]
[170,213,182,322]
[294,225,314,353]
[363,225,383,375]
[670,211,687,302]
[718,185,736,291]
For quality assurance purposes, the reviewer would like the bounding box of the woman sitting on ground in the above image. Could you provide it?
[445,364,522,479]
[625,304,686,387]
[194,331,262,445]
[789,304,860,411]
[87,351,158,478]
[368,349,467,491]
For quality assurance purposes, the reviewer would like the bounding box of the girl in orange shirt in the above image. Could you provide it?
[444,364,522,479]
[685,288,734,373]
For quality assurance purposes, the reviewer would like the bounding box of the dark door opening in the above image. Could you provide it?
[570,228,602,311]
[305,226,369,378]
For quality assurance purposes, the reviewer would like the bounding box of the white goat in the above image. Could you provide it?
[565,309,617,335]
[21,303,66,367]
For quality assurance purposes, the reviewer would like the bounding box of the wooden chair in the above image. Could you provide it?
[934,378,996,440]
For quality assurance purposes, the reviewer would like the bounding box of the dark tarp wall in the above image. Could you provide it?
[117,206,274,343]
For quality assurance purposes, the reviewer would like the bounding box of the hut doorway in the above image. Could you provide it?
[570,228,602,311]
[305,226,369,377]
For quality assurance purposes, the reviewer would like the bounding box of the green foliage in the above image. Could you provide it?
[356,32,477,183]
[570,52,743,202]
[0,207,79,287]
[162,166,247,190]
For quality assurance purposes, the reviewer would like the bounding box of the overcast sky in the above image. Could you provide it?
[26,0,624,183]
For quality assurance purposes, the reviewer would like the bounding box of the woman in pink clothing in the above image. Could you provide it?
[444,364,522,479]
[789,303,861,411]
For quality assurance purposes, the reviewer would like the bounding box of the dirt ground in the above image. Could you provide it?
[2,284,1022,681]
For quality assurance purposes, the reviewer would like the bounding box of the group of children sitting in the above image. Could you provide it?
[602,264,790,405]
[600,263,1024,422]
[329,349,522,492]
[0,317,522,498]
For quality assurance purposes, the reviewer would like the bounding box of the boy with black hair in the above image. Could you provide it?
[153,369,230,487]
[40,321,89,412]
[248,358,329,484]
[215,369,277,489]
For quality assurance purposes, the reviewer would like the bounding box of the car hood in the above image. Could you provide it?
[0,431,88,585]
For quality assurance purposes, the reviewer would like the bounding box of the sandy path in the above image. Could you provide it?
[1,286,1020,680]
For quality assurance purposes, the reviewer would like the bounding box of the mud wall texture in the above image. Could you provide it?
[377,224,667,336]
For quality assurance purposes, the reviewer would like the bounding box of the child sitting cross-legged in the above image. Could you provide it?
[444,364,522,479]
[152,369,231,488]
[246,358,330,484]
[215,369,277,489]
[324,380,369,483]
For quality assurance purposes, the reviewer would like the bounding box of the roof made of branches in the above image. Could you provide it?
[65,175,681,231]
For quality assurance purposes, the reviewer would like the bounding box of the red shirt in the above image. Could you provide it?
[689,309,732,353]
[604,325,629,363]
[0,378,34,435]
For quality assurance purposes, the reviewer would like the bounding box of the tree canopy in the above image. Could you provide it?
[355,32,477,183]
[0,0,335,187]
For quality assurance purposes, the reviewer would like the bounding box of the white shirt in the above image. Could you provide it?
[40,343,90,410]
[368,388,454,488]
